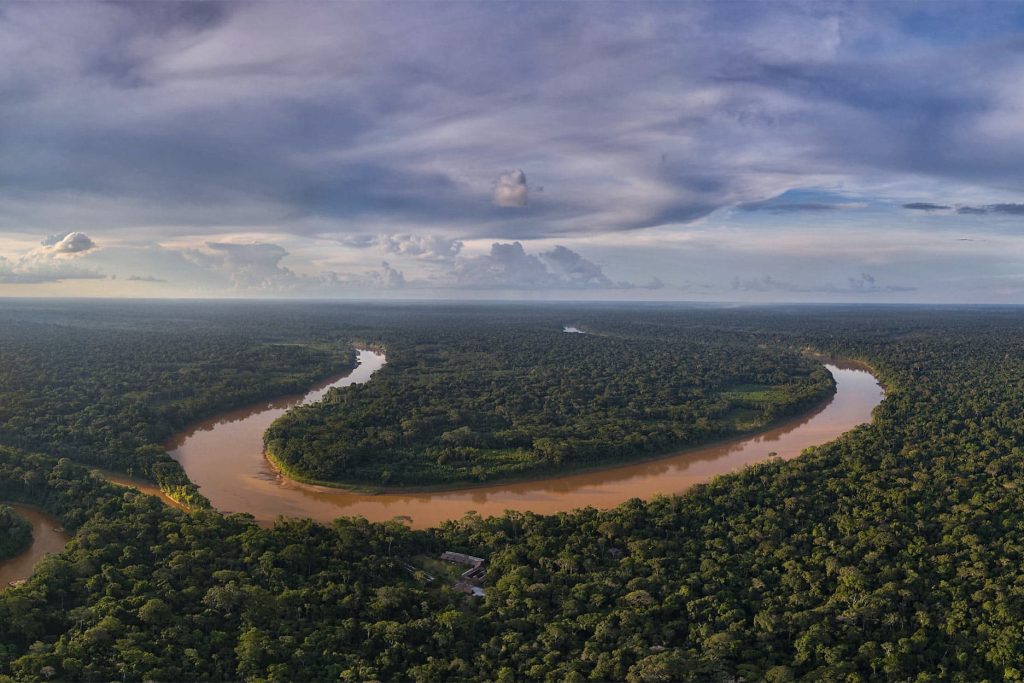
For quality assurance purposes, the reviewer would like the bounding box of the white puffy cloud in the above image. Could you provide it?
[180,241,407,293]
[336,234,379,249]
[450,242,641,290]
[0,254,105,284]
[314,260,406,290]
[381,234,463,261]
[40,231,96,253]
[493,170,529,207]
[453,242,548,287]
[188,242,299,290]
[540,245,613,288]
[0,230,104,283]
[378,261,406,288]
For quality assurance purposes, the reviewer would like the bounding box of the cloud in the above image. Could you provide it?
[0,230,104,283]
[4,3,1024,301]
[493,170,529,208]
[195,242,298,290]
[126,274,167,282]
[381,234,463,261]
[1,2,1019,246]
[737,201,842,213]
[731,272,914,294]
[181,241,407,293]
[987,203,1024,215]
[329,233,463,261]
[897,200,1024,216]
[539,245,613,287]
[316,261,406,290]
[902,202,951,211]
[335,234,379,249]
[40,231,96,253]
[731,275,802,293]
[734,189,868,214]
[0,255,105,284]
[847,272,876,291]
[450,242,633,290]
[378,261,405,288]
[452,242,547,288]
[949,203,1024,216]
[3,1,1022,248]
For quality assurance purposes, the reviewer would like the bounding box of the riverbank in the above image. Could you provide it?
[142,348,882,528]
[95,469,187,510]
[264,355,844,495]
[803,349,889,388]
[0,505,32,560]
[264,376,840,496]
[0,504,70,590]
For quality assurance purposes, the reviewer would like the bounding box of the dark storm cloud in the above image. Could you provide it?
[6,1,1024,243]
[903,203,951,211]
[917,202,1024,216]
[738,201,842,213]
[988,204,1024,215]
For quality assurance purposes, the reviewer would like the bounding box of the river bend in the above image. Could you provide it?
[0,504,69,590]
[166,350,883,529]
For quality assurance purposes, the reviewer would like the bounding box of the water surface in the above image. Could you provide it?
[0,504,69,589]
[168,351,883,529]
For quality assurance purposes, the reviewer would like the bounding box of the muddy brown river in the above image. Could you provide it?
[166,350,884,529]
[0,504,69,590]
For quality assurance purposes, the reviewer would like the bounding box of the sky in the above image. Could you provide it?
[2,1,1024,303]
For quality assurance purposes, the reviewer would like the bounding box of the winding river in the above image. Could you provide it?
[0,504,69,589]
[166,349,884,529]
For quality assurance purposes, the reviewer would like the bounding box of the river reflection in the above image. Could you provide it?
[167,351,883,529]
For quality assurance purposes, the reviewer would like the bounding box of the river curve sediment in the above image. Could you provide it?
[158,350,883,529]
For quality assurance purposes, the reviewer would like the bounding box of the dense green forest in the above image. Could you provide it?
[266,322,832,488]
[0,300,358,506]
[4,302,1024,680]
[0,505,31,561]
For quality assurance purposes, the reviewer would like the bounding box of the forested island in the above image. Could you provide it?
[0,505,31,562]
[2,301,1024,680]
[265,321,834,489]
